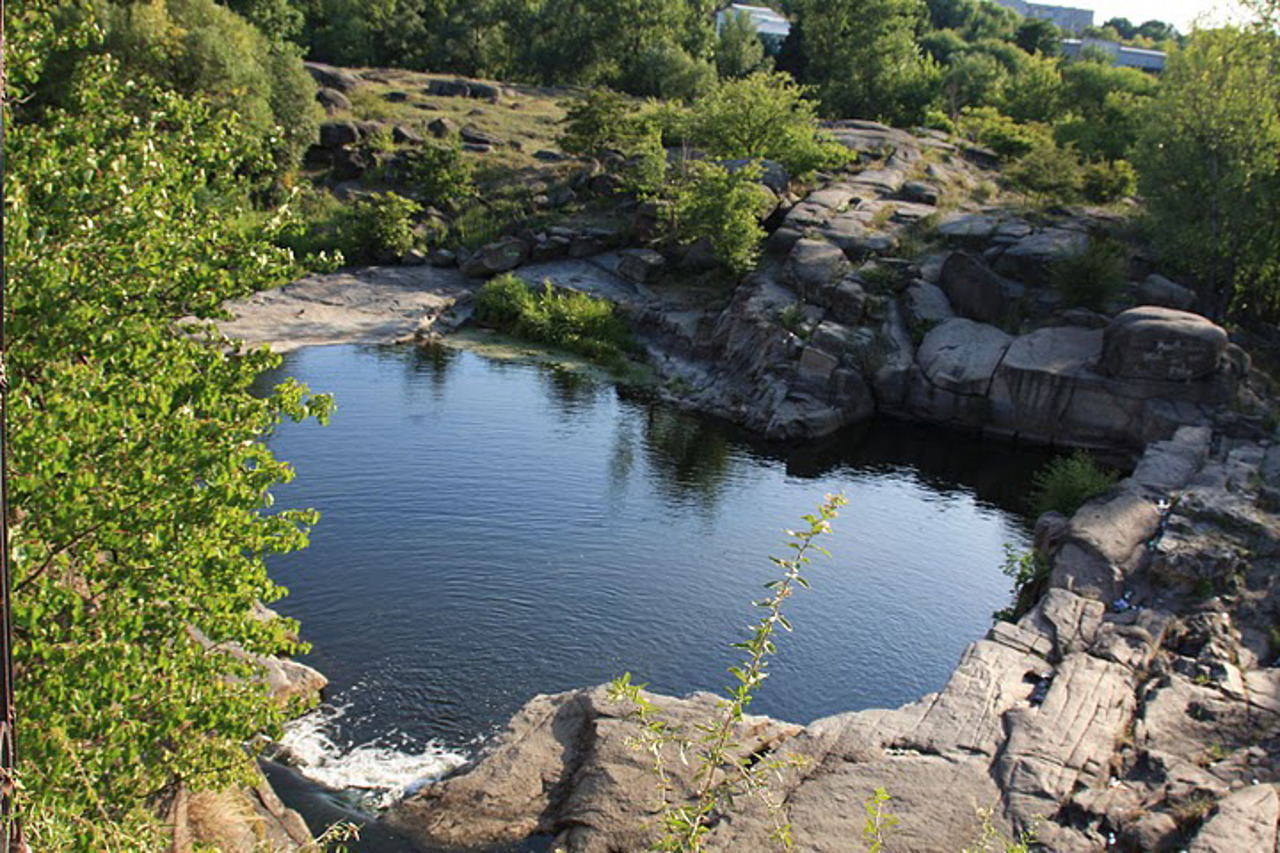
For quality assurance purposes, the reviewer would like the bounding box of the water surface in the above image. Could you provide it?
[254,343,1048,821]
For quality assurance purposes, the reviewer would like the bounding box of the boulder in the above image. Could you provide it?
[1100,307,1228,382]
[899,180,939,205]
[617,249,666,285]
[938,253,1024,325]
[904,282,953,328]
[318,120,360,149]
[460,237,529,277]
[935,213,1001,246]
[329,147,370,181]
[534,149,569,162]
[393,125,423,145]
[427,117,458,139]
[460,125,501,147]
[916,319,1012,398]
[785,239,852,302]
[1137,274,1197,311]
[827,277,869,326]
[467,81,502,102]
[430,79,472,98]
[315,87,351,114]
[994,229,1089,285]
[1189,784,1279,852]
[304,62,361,92]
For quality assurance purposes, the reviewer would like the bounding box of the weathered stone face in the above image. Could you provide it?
[785,238,852,302]
[938,252,1024,325]
[1100,307,1228,382]
[461,237,529,277]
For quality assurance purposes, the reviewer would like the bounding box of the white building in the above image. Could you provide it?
[992,0,1094,34]
[714,4,791,54]
[1061,38,1167,71]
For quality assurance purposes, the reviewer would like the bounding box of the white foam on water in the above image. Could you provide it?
[278,704,469,809]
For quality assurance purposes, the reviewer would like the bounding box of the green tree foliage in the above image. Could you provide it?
[225,0,305,42]
[1134,23,1280,319]
[1104,16,1137,39]
[999,52,1063,123]
[942,51,1008,116]
[393,143,476,206]
[925,0,1019,40]
[957,105,1053,159]
[1015,17,1061,56]
[559,87,648,158]
[1029,451,1118,516]
[95,0,320,171]
[673,162,774,276]
[794,0,942,125]
[6,4,332,846]
[622,41,717,103]
[529,0,714,89]
[1052,59,1158,161]
[686,72,850,175]
[715,8,770,79]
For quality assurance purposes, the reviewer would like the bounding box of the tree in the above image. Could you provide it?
[1015,17,1061,56]
[1103,16,1137,39]
[942,52,1008,117]
[673,163,774,276]
[687,71,849,175]
[1136,19,1180,43]
[715,8,770,79]
[7,2,332,846]
[531,0,713,89]
[1134,24,1280,319]
[795,0,942,125]
[96,0,320,172]
[999,52,1063,122]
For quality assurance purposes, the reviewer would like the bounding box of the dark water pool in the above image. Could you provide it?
[252,343,1051,841]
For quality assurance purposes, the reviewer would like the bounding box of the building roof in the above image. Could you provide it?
[719,4,791,39]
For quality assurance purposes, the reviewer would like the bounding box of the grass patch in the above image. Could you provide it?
[472,274,638,371]
[1029,450,1119,517]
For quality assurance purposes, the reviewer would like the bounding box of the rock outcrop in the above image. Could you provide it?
[388,425,1280,852]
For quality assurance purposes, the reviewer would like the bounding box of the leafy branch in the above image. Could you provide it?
[609,493,847,851]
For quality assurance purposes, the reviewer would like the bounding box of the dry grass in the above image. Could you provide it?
[336,68,572,173]
[188,788,263,851]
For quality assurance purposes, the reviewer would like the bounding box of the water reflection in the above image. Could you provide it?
[637,405,733,510]
[539,366,601,418]
[407,342,457,400]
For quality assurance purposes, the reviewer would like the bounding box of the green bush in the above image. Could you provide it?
[1051,239,1127,311]
[1005,138,1084,201]
[673,162,773,277]
[99,0,320,172]
[353,193,421,261]
[393,143,475,205]
[621,41,716,103]
[1029,450,1119,516]
[473,275,637,369]
[559,87,645,158]
[957,106,1052,160]
[714,8,770,79]
[1081,159,1137,203]
[995,545,1050,622]
[687,71,850,177]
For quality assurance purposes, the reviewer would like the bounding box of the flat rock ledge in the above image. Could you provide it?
[387,424,1280,852]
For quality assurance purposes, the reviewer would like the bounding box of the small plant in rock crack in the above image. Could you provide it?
[608,493,848,852]
[863,786,899,852]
